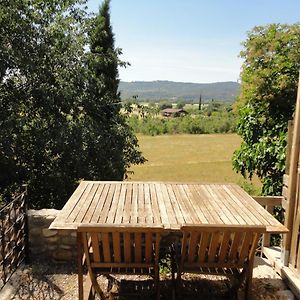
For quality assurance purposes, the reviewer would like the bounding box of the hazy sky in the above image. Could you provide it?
[87,0,300,83]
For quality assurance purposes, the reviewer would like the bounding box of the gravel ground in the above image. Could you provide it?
[0,257,294,300]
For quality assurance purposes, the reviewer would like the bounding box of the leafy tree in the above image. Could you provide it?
[0,0,144,209]
[158,101,172,110]
[176,100,185,109]
[0,0,89,207]
[232,23,300,195]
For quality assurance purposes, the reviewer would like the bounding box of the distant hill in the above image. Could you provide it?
[119,80,240,102]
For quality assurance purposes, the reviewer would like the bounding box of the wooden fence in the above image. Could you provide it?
[0,191,28,290]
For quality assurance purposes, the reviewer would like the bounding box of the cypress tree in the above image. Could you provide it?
[198,94,202,111]
[84,0,145,180]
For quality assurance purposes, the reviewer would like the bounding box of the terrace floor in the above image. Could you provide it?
[0,256,294,300]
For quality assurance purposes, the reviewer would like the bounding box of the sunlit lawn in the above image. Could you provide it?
[128,134,261,191]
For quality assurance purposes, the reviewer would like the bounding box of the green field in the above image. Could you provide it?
[128,134,260,188]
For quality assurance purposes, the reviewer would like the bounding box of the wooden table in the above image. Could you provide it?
[50,181,287,233]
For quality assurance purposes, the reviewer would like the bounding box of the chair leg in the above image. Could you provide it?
[244,259,255,300]
[244,271,253,300]
[89,273,106,300]
[77,234,84,300]
[155,265,160,300]
[84,275,95,300]
[174,271,182,300]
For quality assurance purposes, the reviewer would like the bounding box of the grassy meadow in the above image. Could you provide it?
[128,134,260,190]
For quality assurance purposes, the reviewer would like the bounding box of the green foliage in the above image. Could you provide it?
[0,0,144,208]
[232,23,300,195]
[158,101,173,110]
[176,100,185,109]
[127,111,236,136]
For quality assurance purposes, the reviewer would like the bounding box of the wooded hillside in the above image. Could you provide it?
[119,80,240,102]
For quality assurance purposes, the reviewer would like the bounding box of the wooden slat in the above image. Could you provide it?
[188,232,199,263]
[149,183,161,225]
[50,181,288,235]
[83,184,105,223]
[172,184,197,224]
[51,181,89,228]
[222,185,262,225]
[208,232,220,263]
[228,232,243,262]
[102,232,111,262]
[144,183,154,224]
[114,184,127,223]
[90,184,109,223]
[188,185,213,223]
[134,232,142,263]
[202,185,232,224]
[160,184,177,225]
[227,185,288,232]
[130,184,138,224]
[283,75,300,258]
[122,183,132,224]
[98,184,115,223]
[183,185,211,223]
[283,174,289,187]
[285,120,294,174]
[75,183,99,223]
[67,182,94,223]
[112,232,121,263]
[124,232,131,263]
[137,183,145,223]
[198,232,209,263]
[238,231,253,264]
[145,232,152,263]
[209,185,244,225]
[166,184,185,224]
[91,233,100,262]
[218,231,231,262]
[253,196,284,207]
[106,184,122,224]
[282,186,289,199]
[155,184,170,226]
[180,232,188,264]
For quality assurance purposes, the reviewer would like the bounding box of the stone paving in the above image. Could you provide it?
[0,256,295,300]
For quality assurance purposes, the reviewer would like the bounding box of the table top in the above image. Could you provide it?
[50,181,288,233]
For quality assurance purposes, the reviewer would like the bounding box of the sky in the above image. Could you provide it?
[87,0,300,84]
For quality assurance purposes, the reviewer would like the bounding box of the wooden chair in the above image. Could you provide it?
[77,224,164,300]
[177,224,266,300]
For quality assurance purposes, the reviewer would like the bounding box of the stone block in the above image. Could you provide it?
[61,236,76,246]
[70,231,77,238]
[53,249,73,261]
[47,245,57,251]
[28,209,59,227]
[30,246,46,256]
[58,230,72,236]
[28,209,59,217]
[47,236,59,244]
[275,290,294,300]
[42,228,57,238]
[29,227,42,237]
[46,215,56,221]
[59,244,72,250]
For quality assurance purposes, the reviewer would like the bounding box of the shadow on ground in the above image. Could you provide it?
[1,260,287,300]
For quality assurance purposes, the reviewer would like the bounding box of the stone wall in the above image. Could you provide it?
[28,209,77,262]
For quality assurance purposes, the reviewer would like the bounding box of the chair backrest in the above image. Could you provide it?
[77,224,164,270]
[180,224,266,269]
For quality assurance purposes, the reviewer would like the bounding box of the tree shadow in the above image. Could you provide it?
[5,260,78,300]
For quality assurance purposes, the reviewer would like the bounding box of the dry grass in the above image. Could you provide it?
[128,134,260,187]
